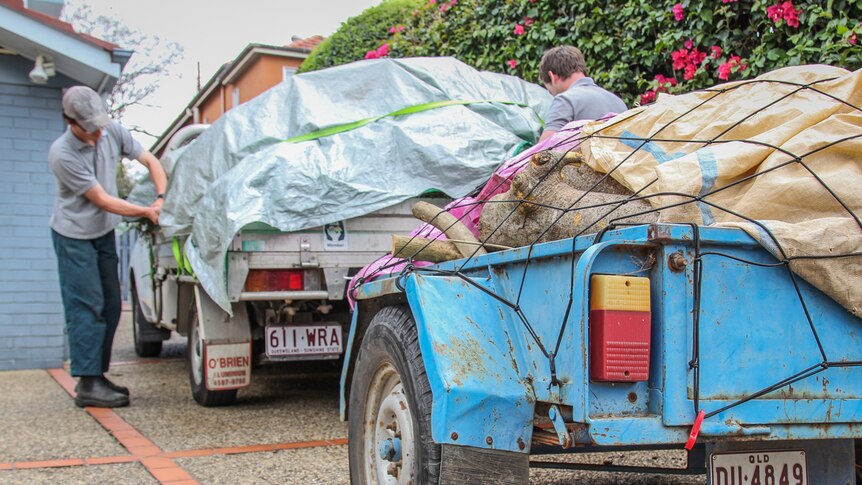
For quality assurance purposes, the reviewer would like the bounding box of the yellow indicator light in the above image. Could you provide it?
[590,274,650,312]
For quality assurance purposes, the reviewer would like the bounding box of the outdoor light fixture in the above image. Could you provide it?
[29,54,56,84]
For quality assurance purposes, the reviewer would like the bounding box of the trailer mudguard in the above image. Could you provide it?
[401,273,536,453]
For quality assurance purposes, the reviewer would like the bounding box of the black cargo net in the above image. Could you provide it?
[351,75,862,429]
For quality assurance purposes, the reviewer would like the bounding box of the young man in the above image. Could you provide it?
[49,86,167,408]
[538,46,627,142]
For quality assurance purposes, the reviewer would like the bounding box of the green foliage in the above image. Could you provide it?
[309,0,862,105]
[299,0,423,73]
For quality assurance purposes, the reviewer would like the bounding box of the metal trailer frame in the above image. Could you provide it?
[342,223,862,480]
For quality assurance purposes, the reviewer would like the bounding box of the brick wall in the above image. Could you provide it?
[0,81,67,370]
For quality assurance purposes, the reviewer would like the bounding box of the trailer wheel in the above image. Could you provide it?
[348,306,440,484]
[131,283,162,358]
[188,312,237,407]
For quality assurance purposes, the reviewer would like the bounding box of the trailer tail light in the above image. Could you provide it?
[589,275,651,382]
[244,269,304,292]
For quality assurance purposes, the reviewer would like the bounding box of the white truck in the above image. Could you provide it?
[128,126,446,406]
[129,197,444,407]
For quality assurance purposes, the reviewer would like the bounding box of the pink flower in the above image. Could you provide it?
[722,0,737,3]
[711,45,722,59]
[782,1,800,27]
[766,3,783,22]
[524,16,535,26]
[654,74,676,92]
[683,64,697,81]
[428,0,436,4]
[849,32,858,45]
[684,38,694,50]
[766,1,801,28]
[507,59,518,69]
[673,3,684,22]
[718,55,744,80]
[671,49,689,70]
[440,3,449,12]
[513,24,525,36]
[376,43,390,57]
[365,50,379,60]
[717,62,732,80]
[389,25,405,34]
[688,49,706,66]
[641,90,657,105]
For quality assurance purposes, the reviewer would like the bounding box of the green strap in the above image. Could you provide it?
[283,99,544,144]
[172,237,194,276]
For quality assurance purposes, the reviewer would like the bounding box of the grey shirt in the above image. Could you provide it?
[543,77,627,131]
[49,121,144,239]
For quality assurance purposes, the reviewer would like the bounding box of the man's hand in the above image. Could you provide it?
[151,197,164,210]
[145,205,161,225]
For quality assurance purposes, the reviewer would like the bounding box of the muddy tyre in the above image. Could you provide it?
[188,312,237,407]
[131,283,162,358]
[348,306,440,484]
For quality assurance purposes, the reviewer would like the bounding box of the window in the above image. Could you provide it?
[232,87,240,108]
[282,66,297,82]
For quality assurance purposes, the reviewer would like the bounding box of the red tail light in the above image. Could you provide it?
[589,275,651,382]
[244,270,304,292]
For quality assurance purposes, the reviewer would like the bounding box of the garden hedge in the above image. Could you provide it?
[303,0,861,105]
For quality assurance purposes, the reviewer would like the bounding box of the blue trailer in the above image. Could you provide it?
[340,223,862,484]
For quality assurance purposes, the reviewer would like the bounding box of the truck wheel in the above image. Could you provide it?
[348,306,441,484]
[188,312,237,407]
[131,284,162,358]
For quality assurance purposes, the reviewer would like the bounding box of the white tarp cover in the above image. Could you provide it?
[154,57,551,312]
[581,65,862,317]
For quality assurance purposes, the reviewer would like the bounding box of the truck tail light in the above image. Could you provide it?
[589,274,651,382]
[244,269,304,292]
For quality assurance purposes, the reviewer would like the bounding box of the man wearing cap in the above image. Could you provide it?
[538,46,627,142]
[49,86,167,408]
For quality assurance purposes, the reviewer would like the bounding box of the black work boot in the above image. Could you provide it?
[100,375,129,396]
[74,376,129,408]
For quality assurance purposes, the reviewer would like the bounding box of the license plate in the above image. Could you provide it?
[265,324,343,357]
[711,450,807,485]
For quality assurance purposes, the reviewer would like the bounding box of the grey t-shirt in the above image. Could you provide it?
[49,121,144,239]
[544,77,627,131]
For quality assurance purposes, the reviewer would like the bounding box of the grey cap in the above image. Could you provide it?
[62,86,112,133]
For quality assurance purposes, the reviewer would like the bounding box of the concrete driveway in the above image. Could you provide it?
[0,308,705,484]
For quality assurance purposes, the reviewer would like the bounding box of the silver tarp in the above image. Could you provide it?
[150,57,551,312]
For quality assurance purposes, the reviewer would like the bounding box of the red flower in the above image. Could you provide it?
[782,1,801,27]
[507,59,518,69]
[688,49,706,66]
[389,25,405,34]
[428,0,437,4]
[513,24,525,35]
[722,0,737,3]
[671,49,689,70]
[683,64,697,81]
[849,32,858,45]
[641,90,657,105]
[718,54,744,81]
[711,45,722,59]
[717,63,732,80]
[684,38,694,50]
[524,16,535,26]
[365,50,379,60]
[654,74,676,93]
[440,3,449,12]
[766,1,801,28]
[375,43,390,58]
[673,3,684,22]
